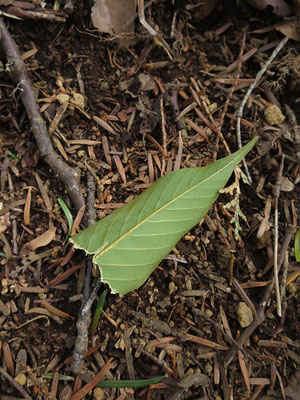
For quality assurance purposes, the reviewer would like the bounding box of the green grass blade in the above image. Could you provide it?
[7,150,19,160]
[90,289,107,337]
[58,197,73,244]
[295,228,300,262]
[71,138,257,295]
[42,373,74,381]
[96,375,166,388]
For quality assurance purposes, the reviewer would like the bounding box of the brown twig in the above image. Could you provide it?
[1,7,66,22]
[273,154,285,316]
[0,367,31,399]
[0,17,84,212]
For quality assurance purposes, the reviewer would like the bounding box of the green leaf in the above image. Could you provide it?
[58,197,73,244]
[90,289,107,337]
[295,228,300,262]
[70,137,257,296]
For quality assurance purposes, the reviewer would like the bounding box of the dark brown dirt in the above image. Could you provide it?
[0,1,299,399]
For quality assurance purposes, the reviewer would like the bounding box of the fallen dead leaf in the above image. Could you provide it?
[20,226,56,256]
[246,0,291,17]
[91,0,136,35]
[276,21,300,41]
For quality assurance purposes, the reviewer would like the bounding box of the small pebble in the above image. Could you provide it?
[71,93,85,109]
[57,93,70,104]
[169,282,177,295]
[237,302,253,328]
[204,309,213,317]
[14,373,26,386]
[59,384,72,400]
[264,105,285,125]
[93,388,104,400]
[204,363,213,374]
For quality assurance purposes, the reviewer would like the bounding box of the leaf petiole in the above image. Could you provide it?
[58,197,73,244]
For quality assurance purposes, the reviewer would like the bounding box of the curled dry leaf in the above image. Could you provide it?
[246,0,291,17]
[20,226,56,256]
[276,21,300,41]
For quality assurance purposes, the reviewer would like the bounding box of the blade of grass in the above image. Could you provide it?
[181,117,188,137]
[90,289,107,337]
[96,375,166,388]
[7,150,19,160]
[294,228,300,262]
[58,197,73,244]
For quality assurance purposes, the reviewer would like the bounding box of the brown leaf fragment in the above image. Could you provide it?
[249,378,271,385]
[238,350,250,391]
[26,307,63,324]
[91,0,136,35]
[182,334,227,350]
[258,340,287,348]
[34,172,52,211]
[111,145,126,183]
[15,348,27,376]
[0,299,10,316]
[40,300,74,320]
[3,342,14,376]
[47,263,84,288]
[24,186,32,225]
[179,373,210,389]
[276,21,300,41]
[20,226,56,256]
[71,205,86,236]
[93,116,117,135]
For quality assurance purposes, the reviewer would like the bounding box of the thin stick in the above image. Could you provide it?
[273,155,285,316]
[236,36,289,183]
[137,0,173,60]
[214,29,247,160]
[0,367,31,399]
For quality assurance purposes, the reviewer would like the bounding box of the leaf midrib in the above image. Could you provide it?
[94,155,240,260]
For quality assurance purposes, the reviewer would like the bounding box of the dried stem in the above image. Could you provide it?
[0,17,84,212]
[0,367,31,399]
[273,155,285,316]
[236,36,289,183]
